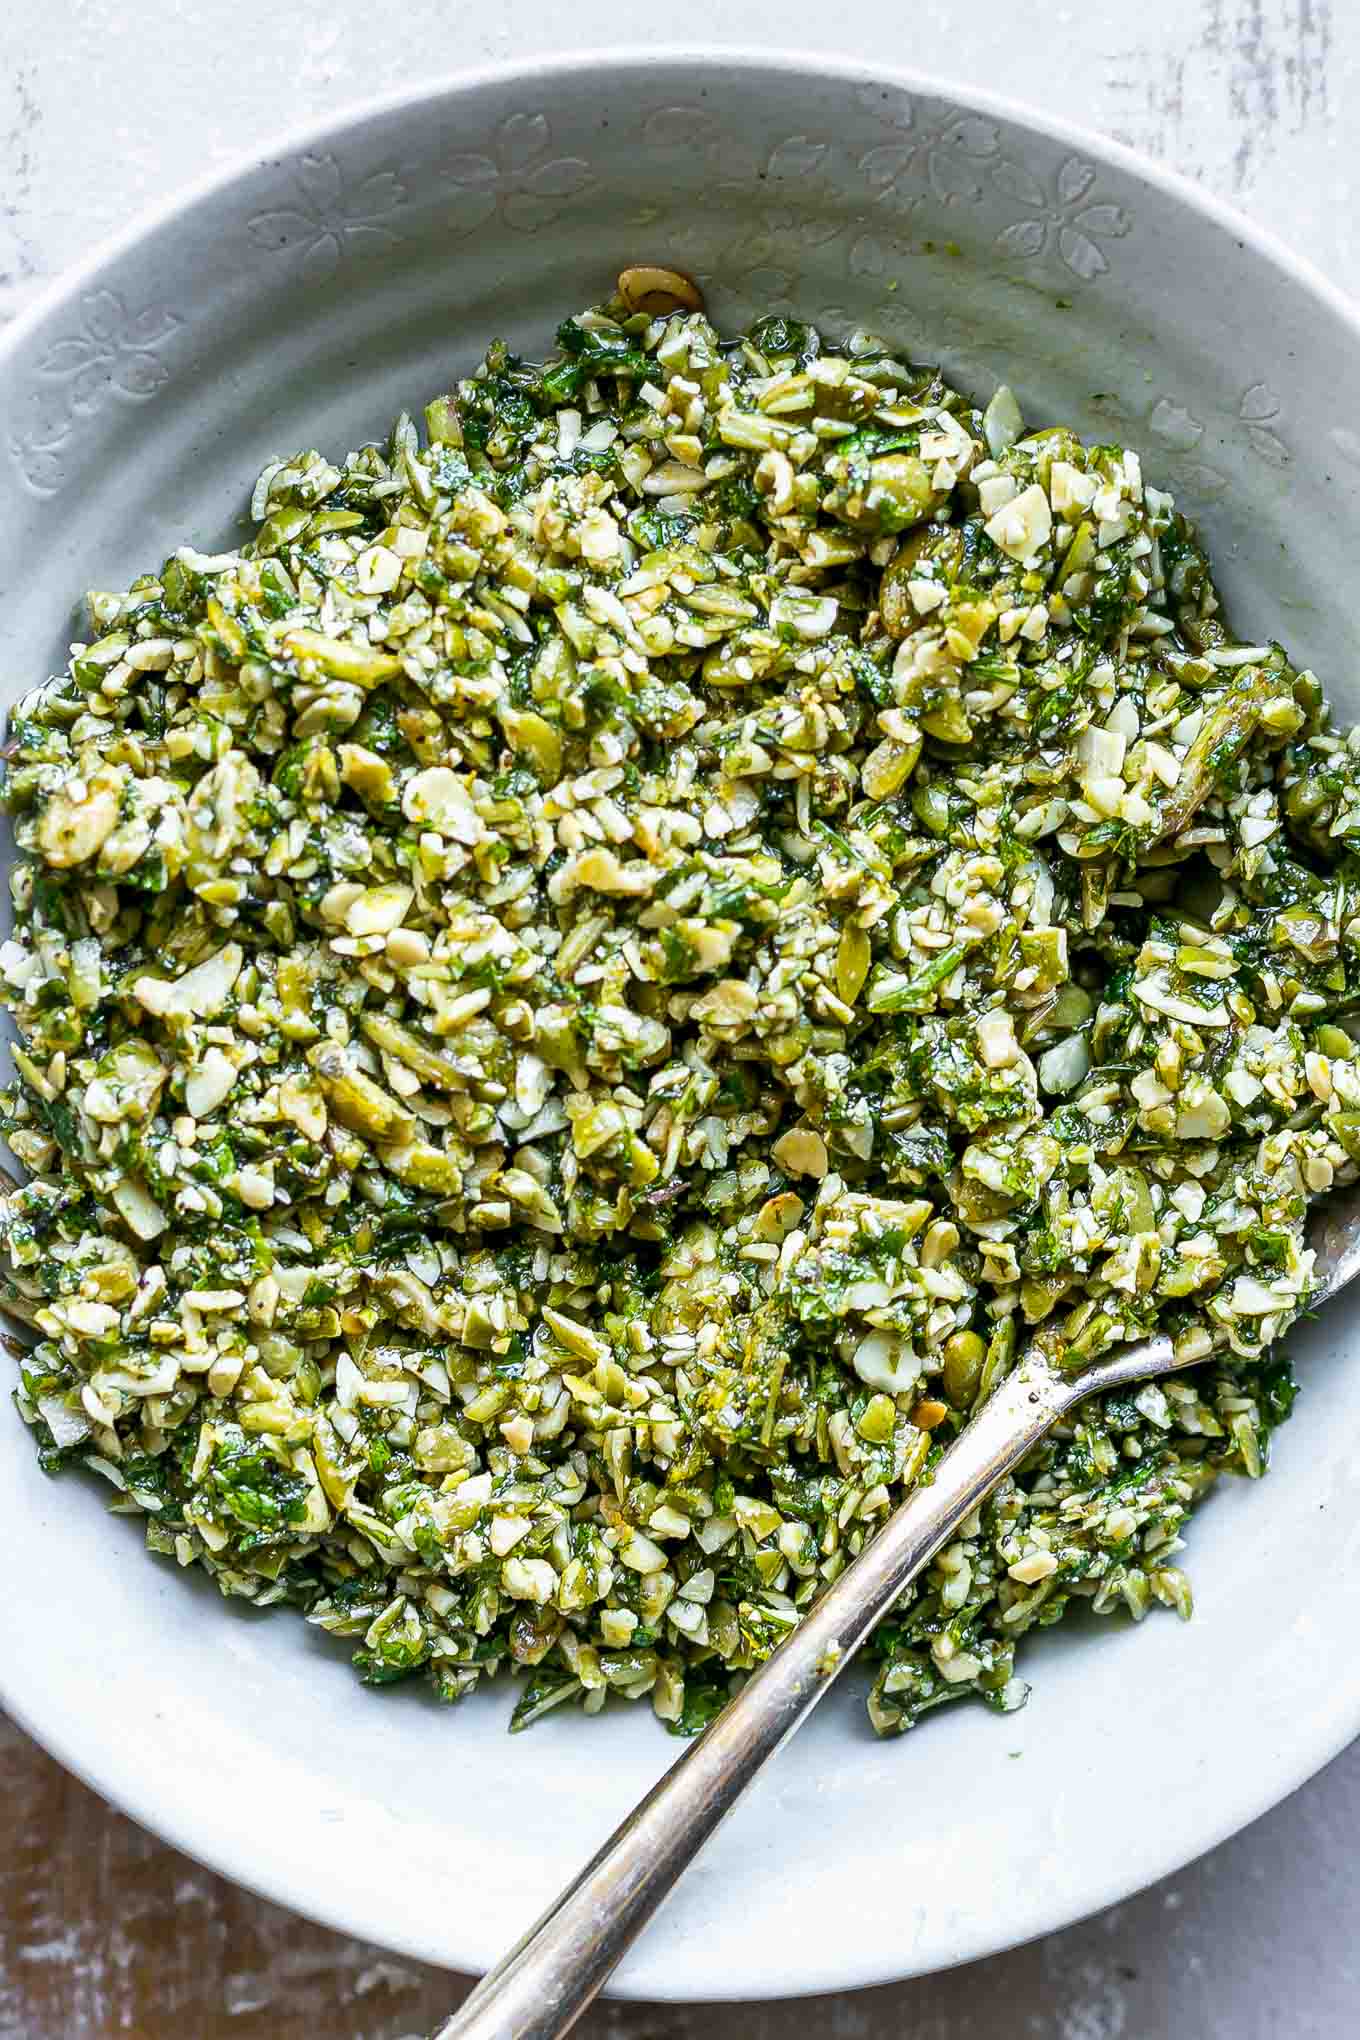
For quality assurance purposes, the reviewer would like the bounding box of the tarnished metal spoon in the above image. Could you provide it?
[433,1190,1360,2040]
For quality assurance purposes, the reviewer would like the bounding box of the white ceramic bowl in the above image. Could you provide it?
[3,48,1360,2003]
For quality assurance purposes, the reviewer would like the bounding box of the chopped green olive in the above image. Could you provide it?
[0,291,1328,1745]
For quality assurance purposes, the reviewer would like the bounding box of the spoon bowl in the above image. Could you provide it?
[6,47,1360,2000]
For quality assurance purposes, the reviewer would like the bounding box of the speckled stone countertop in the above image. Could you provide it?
[1,4,1356,2035]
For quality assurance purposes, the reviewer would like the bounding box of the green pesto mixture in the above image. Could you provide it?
[3,279,1351,1739]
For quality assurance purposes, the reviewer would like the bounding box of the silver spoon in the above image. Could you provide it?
[433,1188,1360,2040]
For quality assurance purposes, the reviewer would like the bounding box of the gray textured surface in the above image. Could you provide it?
[1,3,1356,2034]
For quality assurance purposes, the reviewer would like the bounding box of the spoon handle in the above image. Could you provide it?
[433,1355,1077,2040]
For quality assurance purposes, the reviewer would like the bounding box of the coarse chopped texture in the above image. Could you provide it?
[3,287,1354,1743]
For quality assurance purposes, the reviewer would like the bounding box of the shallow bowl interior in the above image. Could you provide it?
[3,49,1360,2001]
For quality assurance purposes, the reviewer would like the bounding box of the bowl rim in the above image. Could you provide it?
[2,41,1358,1999]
